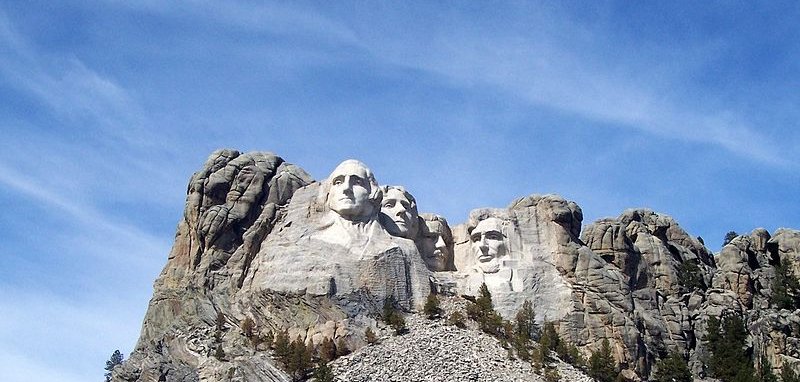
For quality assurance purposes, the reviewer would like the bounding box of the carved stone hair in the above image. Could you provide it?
[379,185,418,215]
[421,213,453,244]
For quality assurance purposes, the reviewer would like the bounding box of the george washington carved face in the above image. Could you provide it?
[470,217,506,273]
[326,160,378,221]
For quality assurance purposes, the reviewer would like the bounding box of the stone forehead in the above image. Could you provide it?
[473,217,504,233]
[329,159,371,179]
[384,187,411,200]
[425,219,445,233]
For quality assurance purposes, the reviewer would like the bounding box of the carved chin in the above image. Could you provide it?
[478,260,500,273]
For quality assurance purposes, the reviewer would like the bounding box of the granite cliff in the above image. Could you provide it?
[114,150,800,381]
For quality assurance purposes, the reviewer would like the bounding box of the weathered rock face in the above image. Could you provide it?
[117,152,430,382]
[118,150,800,382]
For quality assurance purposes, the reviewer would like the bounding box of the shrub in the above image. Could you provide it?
[104,350,124,382]
[365,327,378,345]
[262,330,274,349]
[383,298,407,335]
[241,317,255,338]
[318,337,336,362]
[544,365,560,382]
[215,312,226,331]
[424,293,443,319]
[448,310,466,328]
[782,363,800,382]
[335,338,350,357]
[677,260,705,291]
[213,344,226,361]
[723,231,738,246]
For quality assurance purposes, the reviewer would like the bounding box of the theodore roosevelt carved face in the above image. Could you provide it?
[379,186,419,239]
[470,217,507,273]
[326,160,379,221]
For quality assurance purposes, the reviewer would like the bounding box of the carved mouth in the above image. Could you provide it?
[478,254,494,262]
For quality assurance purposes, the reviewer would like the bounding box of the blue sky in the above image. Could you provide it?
[1,1,798,381]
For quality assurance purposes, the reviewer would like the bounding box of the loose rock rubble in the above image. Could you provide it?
[330,310,592,382]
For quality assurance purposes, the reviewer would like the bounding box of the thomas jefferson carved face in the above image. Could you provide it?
[470,217,506,273]
[379,187,419,239]
[419,217,453,271]
[327,160,375,220]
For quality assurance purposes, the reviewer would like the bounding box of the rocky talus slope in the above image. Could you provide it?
[332,311,591,382]
[115,149,800,381]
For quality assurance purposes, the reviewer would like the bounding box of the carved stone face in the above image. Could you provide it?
[380,188,418,238]
[420,219,452,271]
[470,217,506,273]
[327,160,373,220]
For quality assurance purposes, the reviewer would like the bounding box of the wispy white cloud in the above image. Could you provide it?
[0,161,169,262]
[0,8,159,149]
[331,7,794,167]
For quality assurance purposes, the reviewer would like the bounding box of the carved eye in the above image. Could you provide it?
[352,177,364,186]
[332,177,344,185]
[470,233,481,242]
[383,201,395,208]
[486,231,503,241]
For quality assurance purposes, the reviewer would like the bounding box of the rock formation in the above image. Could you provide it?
[116,150,800,382]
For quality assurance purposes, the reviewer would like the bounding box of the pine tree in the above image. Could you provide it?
[772,259,800,310]
[588,339,617,382]
[759,356,778,382]
[104,350,124,382]
[318,337,336,362]
[652,351,691,382]
[273,329,291,361]
[705,311,755,382]
[515,300,537,341]
[312,360,335,382]
[286,336,311,381]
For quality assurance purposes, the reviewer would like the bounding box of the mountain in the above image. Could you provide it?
[113,149,800,381]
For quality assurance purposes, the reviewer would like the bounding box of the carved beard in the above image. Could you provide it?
[477,258,500,273]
